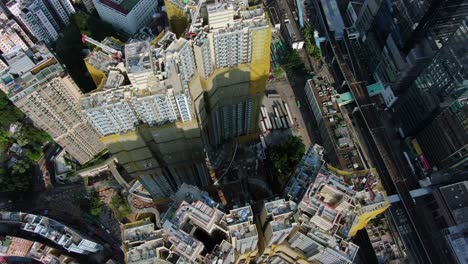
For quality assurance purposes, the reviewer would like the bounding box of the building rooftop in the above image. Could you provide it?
[80,84,168,110]
[226,206,253,226]
[0,45,61,98]
[320,0,345,39]
[285,144,325,202]
[103,70,125,90]
[0,212,102,255]
[85,50,119,73]
[124,41,153,74]
[264,199,297,218]
[440,181,468,225]
[162,220,205,260]
[206,1,234,13]
[444,222,468,264]
[121,219,167,263]
[205,240,235,263]
[97,0,141,15]
[306,78,364,170]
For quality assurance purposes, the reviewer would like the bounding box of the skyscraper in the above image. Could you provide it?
[0,45,105,164]
[6,0,75,43]
[81,34,209,200]
[188,5,271,148]
[48,0,75,25]
[92,0,158,34]
[415,102,468,169]
[120,144,388,263]
[347,0,468,92]
[81,2,271,199]
[394,18,468,136]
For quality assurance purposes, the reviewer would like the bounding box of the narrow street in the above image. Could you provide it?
[282,63,321,147]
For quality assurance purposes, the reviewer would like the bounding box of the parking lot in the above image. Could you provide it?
[261,78,313,148]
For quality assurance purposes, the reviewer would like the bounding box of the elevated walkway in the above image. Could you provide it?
[388,188,433,203]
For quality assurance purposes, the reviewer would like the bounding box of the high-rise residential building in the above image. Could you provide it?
[0,14,33,54]
[6,0,23,18]
[188,6,271,148]
[81,0,95,13]
[0,57,7,72]
[121,143,388,263]
[92,0,158,34]
[81,35,207,200]
[0,211,103,255]
[0,45,105,164]
[81,1,271,199]
[260,198,297,247]
[7,0,59,42]
[6,0,75,43]
[48,0,75,25]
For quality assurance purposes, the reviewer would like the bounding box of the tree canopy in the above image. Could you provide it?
[269,136,306,189]
[16,124,51,147]
[0,158,33,194]
[89,191,103,216]
[304,27,322,60]
[0,92,24,128]
[110,194,132,221]
[283,50,305,72]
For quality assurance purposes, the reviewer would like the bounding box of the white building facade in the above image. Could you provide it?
[7,0,74,42]
[92,0,157,34]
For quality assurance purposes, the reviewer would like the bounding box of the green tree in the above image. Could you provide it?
[283,50,305,72]
[0,92,24,127]
[0,159,33,194]
[24,146,43,162]
[304,27,322,60]
[16,124,51,146]
[0,128,10,151]
[110,194,131,221]
[269,136,306,188]
[11,159,31,175]
[273,67,284,79]
[90,195,103,216]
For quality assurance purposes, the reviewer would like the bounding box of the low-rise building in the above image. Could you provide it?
[305,77,364,170]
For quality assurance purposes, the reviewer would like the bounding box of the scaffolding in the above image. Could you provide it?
[164,0,189,37]
[85,61,107,90]
[349,201,390,236]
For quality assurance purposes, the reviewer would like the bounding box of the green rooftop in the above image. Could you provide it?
[367,81,384,96]
[336,92,354,106]
[336,82,384,106]
[120,0,140,11]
